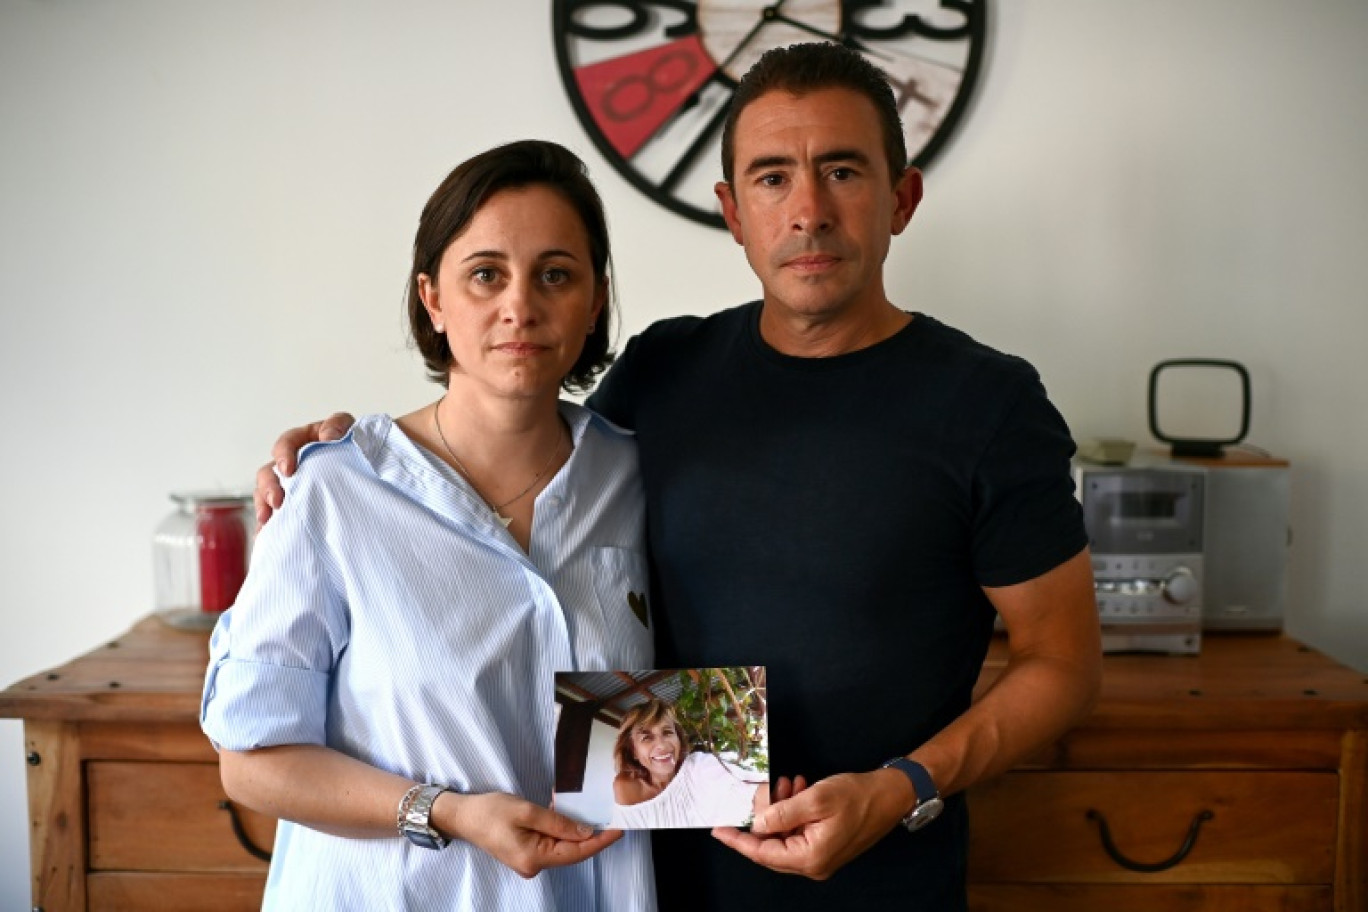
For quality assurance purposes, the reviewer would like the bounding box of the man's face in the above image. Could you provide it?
[716,87,921,326]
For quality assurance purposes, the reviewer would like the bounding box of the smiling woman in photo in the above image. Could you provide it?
[611,699,767,829]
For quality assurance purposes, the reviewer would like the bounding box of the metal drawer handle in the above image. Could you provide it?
[218,800,273,862]
[1086,808,1213,873]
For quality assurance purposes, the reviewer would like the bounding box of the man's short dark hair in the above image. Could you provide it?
[720,42,907,186]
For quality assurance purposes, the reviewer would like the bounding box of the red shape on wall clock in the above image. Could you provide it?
[573,35,717,160]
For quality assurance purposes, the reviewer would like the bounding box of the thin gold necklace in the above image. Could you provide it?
[431,399,564,528]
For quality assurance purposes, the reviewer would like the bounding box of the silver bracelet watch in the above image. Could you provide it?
[398,783,451,850]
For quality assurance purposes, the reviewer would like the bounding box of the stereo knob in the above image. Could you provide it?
[1162,568,1199,605]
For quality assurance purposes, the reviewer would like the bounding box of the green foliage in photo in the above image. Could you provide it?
[672,666,768,773]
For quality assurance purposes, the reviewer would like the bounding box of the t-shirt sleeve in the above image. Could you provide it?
[970,371,1088,588]
[200,486,346,751]
[587,332,644,429]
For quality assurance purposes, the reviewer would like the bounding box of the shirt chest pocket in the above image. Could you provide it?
[591,546,653,670]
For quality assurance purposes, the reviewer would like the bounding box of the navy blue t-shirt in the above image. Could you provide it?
[589,303,1086,911]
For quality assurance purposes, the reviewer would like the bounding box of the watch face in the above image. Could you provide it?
[552,0,988,229]
[906,795,944,831]
[402,827,446,850]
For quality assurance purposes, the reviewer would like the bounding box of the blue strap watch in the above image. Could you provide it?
[881,757,944,832]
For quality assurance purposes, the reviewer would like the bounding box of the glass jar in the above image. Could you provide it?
[154,492,254,629]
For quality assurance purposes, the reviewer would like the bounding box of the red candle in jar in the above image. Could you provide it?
[198,503,248,613]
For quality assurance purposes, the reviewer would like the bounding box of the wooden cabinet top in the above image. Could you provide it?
[980,632,1368,730]
[3,616,1367,730]
[0,615,210,723]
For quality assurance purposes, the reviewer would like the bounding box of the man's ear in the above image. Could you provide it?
[715,181,745,245]
[891,167,924,236]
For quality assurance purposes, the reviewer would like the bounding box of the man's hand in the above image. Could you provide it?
[713,768,911,880]
[750,773,808,817]
[253,413,356,526]
[438,791,622,879]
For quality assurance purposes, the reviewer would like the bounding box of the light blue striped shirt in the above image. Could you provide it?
[201,405,656,912]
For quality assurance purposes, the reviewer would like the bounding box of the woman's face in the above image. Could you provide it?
[418,185,605,402]
[631,719,682,782]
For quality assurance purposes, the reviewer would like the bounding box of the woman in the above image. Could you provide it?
[200,140,654,910]
[610,700,766,829]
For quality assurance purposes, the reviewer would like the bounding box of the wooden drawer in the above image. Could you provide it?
[88,872,268,912]
[969,884,1334,912]
[87,761,276,872]
[967,771,1338,884]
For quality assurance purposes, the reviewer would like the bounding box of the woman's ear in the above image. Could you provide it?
[589,276,608,332]
[417,273,443,329]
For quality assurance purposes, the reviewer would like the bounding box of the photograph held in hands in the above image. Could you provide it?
[553,666,769,829]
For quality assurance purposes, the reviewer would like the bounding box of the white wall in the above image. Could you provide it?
[554,718,619,828]
[2,0,1365,904]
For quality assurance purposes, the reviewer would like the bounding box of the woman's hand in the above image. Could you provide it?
[254,412,356,525]
[221,747,620,876]
[437,791,622,879]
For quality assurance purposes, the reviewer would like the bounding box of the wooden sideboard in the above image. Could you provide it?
[2,617,1366,911]
[968,633,1368,911]
[0,616,274,912]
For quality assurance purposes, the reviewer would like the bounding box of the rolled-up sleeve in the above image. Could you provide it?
[200,491,346,751]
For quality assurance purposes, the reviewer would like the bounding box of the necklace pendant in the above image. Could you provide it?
[496,513,513,528]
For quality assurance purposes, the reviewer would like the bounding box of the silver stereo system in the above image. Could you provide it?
[1074,462,1205,655]
[1196,459,1289,631]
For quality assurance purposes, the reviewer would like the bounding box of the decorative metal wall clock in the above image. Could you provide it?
[552,0,988,229]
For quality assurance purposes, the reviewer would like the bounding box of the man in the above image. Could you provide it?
[259,43,1100,911]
